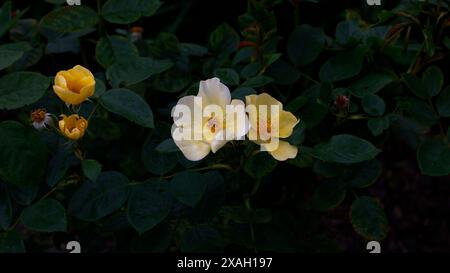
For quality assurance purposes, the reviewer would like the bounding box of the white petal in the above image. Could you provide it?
[210,130,228,153]
[198,77,231,109]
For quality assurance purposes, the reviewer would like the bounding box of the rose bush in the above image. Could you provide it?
[0,0,449,252]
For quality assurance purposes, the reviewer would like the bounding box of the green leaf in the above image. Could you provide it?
[170,171,207,207]
[241,75,273,88]
[444,36,450,50]
[191,172,225,222]
[93,78,106,98]
[0,231,25,253]
[40,6,99,33]
[308,179,346,211]
[436,86,450,117]
[101,88,154,128]
[96,36,139,68]
[82,159,102,182]
[0,72,50,110]
[362,94,385,117]
[231,87,256,101]
[367,116,390,136]
[350,196,389,241]
[0,183,12,230]
[0,2,13,39]
[131,222,172,252]
[214,68,240,86]
[288,24,325,66]
[400,97,438,127]
[102,0,162,24]
[422,66,443,97]
[347,159,382,188]
[0,121,48,187]
[0,42,32,71]
[141,135,178,175]
[403,73,428,99]
[417,139,450,176]
[244,152,277,179]
[180,225,223,253]
[106,57,172,87]
[208,23,240,54]
[335,20,361,45]
[46,147,78,187]
[312,134,380,164]
[265,59,300,85]
[155,139,178,153]
[68,171,129,221]
[225,206,272,224]
[10,184,39,206]
[128,179,172,234]
[349,73,394,98]
[20,199,67,232]
[319,45,367,82]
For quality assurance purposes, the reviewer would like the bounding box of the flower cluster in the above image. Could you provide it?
[31,65,95,141]
[171,78,299,161]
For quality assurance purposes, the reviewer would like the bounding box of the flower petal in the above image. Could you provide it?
[267,140,298,161]
[198,77,231,109]
[279,110,299,138]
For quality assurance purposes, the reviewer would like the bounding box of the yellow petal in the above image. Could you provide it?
[279,111,299,138]
[55,74,67,89]
[268,140,298,161]
[53,85,84,105]
[73,65,94,78]
[198,77,231,109]
[80,83,95,98]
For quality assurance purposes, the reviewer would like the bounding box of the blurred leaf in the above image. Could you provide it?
[349,73,394,98]
[40,6,99,33]
[422,66,443,97]
[102,0,161,24]
[265,59,300,85]
[106,57,172,87]
[436,86,450,117]
[180,225,223,253]
[312,134,380,164]
[214,68,240,86]
[0,231,25,253]
[362,94,385,117]
[82,159,102,182]
[400,97,438,127]
[319,45,367,82]
[350,196,388,241]
[0,42,32,71]
[127,179,172,234]
[0,2,13,38]
[0,183,12,230]
[68,171,129,221]
[347,159,382,188]
[9,184,39,206]
[335,20,361,45]
[241,75,273,88]
[367,116,390,136]
[20,199,67,232]
[0,72,50,110]
[0,121,48,187]
[403,73,428,99]
[288,24,325,66]
[308,179,346,211]
[170,171,207,207]
[155,139,178,153]
[131,222,172,252]
[244,152,277,179]
[101,88,154,128]
[96,36,139,69]
[231,87,256,101]
[208,23,240,54]
[417,139,450,176]
[191,172,225,222]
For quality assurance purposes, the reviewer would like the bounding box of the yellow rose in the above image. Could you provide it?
[58,114,88,140]
[53,65,95,105]
[171,78,249,161]
[246,93,299,161]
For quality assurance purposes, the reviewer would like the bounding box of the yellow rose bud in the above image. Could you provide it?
[53,65,95,105]
[58,114,88,140]
[246,93,299,161]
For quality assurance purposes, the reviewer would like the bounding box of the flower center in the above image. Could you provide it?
[31,109,46,123]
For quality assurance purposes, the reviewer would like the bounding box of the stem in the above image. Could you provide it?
[87,100,101,122]
[299,71,319,84]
